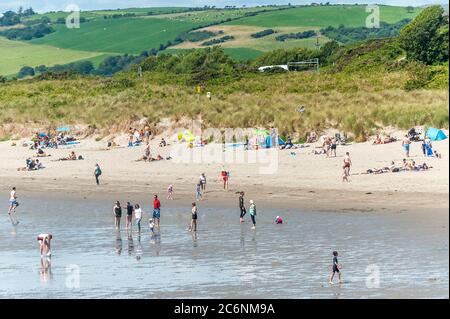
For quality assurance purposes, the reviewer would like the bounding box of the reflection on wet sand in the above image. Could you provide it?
[0,196,447,298]
[39,257,52,284]
[115,232,123,256]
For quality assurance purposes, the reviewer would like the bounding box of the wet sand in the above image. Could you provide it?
[0,194,448,299]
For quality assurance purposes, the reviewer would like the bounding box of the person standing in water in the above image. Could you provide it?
[153,195,161,228]
[329,251,342,284]
[195,183,203,201]
[134,204,142,233]
[8,187,19,225]
[113,201,122,231]
[37,233,53,256]
[126,202,133,230]
[189,202,198,232]
[249,200,256,230]
[239,191,247,223]
[94,164,102,185]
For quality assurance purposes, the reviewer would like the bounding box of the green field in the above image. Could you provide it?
[0,37,104,75]
[1,5,425,76]
[30,17,199,54]
[226,5,421,27]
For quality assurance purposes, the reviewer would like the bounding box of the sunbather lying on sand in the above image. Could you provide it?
[373,135,397,145]
[58,151,77,161]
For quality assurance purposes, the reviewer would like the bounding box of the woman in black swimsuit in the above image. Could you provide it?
[113,201,122,231]
[190,202,198,232]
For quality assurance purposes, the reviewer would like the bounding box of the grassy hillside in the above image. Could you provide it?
[226,5,421,28]
[1,39,447,141]
[0,37,103,75]
[30,17,199,54]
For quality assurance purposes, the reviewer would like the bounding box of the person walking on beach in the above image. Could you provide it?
[239,191,247,223]
[402,135,411,158]
[329,251,342,284]
[126,202,133,230]
[8,187,19,225]
[94,164,102,185]
[167,184,174,200]
[134,204,142,233]
[195,183,203,201]
[249,200,256,230]
[330,138,337,157]
[153,195,161,228]
[342,152,352,182]
[113,201,122,231]
[220,169,229,191]
[37,233,53,257]
[189,202,198,232]
[199,173,207,191]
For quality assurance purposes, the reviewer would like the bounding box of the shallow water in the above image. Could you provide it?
[0,196,448,299]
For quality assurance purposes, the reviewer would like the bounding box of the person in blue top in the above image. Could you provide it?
[329,251,341,284]
[94,164,102,185]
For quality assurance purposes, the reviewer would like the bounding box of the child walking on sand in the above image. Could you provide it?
[329,251,342,284]
[167,184,174,200]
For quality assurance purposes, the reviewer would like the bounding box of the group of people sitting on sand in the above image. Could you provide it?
[17,158,44,171]
[365,159,431,175]
[136,144,171,162]
[128,126,153,147]
[29,131,77,150]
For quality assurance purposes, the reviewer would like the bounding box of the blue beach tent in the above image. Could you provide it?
[426,127,447,141]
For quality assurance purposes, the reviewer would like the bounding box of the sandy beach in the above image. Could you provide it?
[0,132,448,299]
[0,132,448,212]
